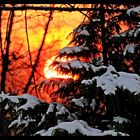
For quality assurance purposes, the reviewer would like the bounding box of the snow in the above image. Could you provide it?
[134,27,140,37]
[127,6,140,16]
[34,129,46,136]
[0,92,43,111]
[81,79,93,85]
[35,120,128,136]
[53,60,90,72]
[38,120,103,136]
[55,61,70,70]
[59,43,89,56]
[46,103,70,122]
[91,65,107,73]
[8,114,36,128]
[95,65,140,95]
[102,129,129,136]
[69,60,90,71]
[71,97,88,108]
[59,47,73,55]
[123,43,137,56]
[90,99,96,111]
[113,116,131,124]
[46,103,55,114]
[18,94,42,110]
[92,19,101,22]
[79,29,90,36]
[38,114,46,126]
[56,104,69,116]
[4,103,9,110]
[0,91,19,103]
[111,26,140,38]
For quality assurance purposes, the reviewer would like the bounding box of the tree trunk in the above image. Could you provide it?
[1,10,14,92]
[100,4,108,66]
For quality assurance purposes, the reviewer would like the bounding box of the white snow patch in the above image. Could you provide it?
[81,79,94,85]
[4,104,9,110]
[113,116,131,124]
[34,129,46,136]
[38,114,46,126]
[72,97,88,108]
[56,103,69,116]
[112,26,140,39]
[123,43,137,56]
[59,46,89,55]
[92,19,101,22]
[91,65,107,73]
[37,120,128,136]
[18,94,42,110]
[0,92,43,111]
[0,91,19,103]
[90,99,96,111]
[79,29,90,36]
[46,103,55,114]
[127,6,140,16]
[59,42,88,55]
[40,120,103,136]
[103,129,129,136]
[9,114,36,128]
[69,60,90,71]
[95,65,140,95]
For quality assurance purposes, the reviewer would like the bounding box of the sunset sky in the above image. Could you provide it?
[0,4,87,97]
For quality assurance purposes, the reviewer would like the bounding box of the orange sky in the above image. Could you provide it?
[0,4,130,102]
[9,10,85,55]
[0,7,86,97]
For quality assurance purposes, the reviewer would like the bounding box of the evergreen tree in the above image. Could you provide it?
[0,4,140,136]
[41,4,140,136]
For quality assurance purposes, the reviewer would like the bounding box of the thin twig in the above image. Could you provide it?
[23,10,53,94]
[25,9,38,97]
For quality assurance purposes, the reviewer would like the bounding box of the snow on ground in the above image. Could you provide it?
[34,120,128,136]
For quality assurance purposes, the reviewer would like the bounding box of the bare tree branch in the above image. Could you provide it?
[23,10,53,94]
[24,9,38,97]
[0,5,127,12]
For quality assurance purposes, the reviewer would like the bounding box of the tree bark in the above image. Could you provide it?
[1,10,14,92]
[100,4,108,66]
